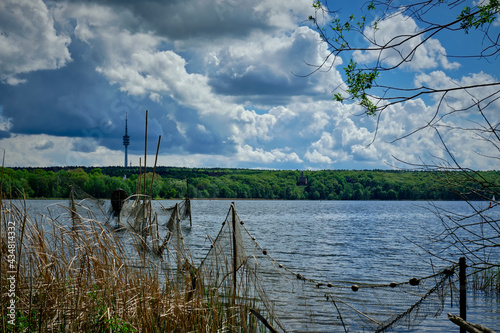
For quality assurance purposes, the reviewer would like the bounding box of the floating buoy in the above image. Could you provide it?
[262,250,267,255]
[390,282,397,288]
[297,273,304,280]
[278,264,283,268]
[409,278,420,286]
[351,284,359,292]
[327,283,333,288]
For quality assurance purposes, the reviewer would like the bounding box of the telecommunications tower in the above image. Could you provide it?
[123,113,130,167]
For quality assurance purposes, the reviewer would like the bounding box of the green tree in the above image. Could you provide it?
[27,170,51,197]
[68,168,89,188]
[310,0,500,117]
[310,0,500,312]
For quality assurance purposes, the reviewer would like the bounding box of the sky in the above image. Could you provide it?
[0,0,499,170]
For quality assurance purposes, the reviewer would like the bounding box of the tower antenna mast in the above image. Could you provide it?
[123,113,130,167]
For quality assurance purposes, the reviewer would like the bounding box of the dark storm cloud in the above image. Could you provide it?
[151,106,235,156]
[60,0,275,41]
[1,0,343,168]
[0,39,111,136]
[208,69,328,104]
[0,38,194,154]
[210,72,299,96]
[34,140,54,150]
[183,122,236,155]
[71,137,98,153]
[0,130,11,139]
[101,92,233,157]
[203,26,335,105]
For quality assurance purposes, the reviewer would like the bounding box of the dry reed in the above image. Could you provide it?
[1,196,266,332]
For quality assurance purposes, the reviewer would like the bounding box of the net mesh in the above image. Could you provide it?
[69,184,108,224]
[69,185,193,284]
[66,193,462,332]
[117,196,192,263]
[198,203,460,332]
[118,195,148,235]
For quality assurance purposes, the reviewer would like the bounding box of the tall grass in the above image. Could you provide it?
[471,267,500,294]
[1,196,268,332]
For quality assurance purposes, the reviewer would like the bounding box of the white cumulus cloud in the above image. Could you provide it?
[0,0,71,85]
[353,13,460,71]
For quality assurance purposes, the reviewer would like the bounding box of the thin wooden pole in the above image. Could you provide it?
[149,135,161,198]
[137,157,142,194]
[232,202,237,291]
[459,256,466,333]
[70,184,76,227]
[142,110,149,230]
[231,202,237,332]
[186,178,192,227]
[143,110,148,198]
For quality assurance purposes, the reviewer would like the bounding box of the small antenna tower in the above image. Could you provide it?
[123,113,130,167]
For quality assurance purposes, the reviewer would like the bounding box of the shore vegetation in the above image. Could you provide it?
[2,166,499,201]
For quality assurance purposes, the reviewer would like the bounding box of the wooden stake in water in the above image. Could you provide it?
[149,135,161,199]
[143,110,148,199]
[138,157,142,194]
[231,202,237,331]
[143,110,149,230]
[186,178,192,227]
[459,257,466,333]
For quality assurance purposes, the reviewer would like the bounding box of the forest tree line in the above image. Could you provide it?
[1,166,498,201]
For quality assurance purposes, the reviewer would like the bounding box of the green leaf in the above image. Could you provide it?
[458,1,499,33]
[341,59,380,115]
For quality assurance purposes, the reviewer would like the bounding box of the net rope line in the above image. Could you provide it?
[246,224,457,332]
[69,183,109,223]
[67,189,460,332]
[198,203,460,332]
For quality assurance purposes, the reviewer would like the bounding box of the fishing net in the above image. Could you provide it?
[116,196,191,259]
[161,198,192,231]
[69,194,194,293]
[199,203,460,332]
[66,194,463,332]
[118,195,148,234]
[68,186,193,279]
[69,184,108,223]
[157,200,194,287]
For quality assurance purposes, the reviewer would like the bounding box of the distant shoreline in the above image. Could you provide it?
[3,166,498,201]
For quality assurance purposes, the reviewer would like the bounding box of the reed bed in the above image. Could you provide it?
[1,197,266,332]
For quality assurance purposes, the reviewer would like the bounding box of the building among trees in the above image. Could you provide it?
[297,171,308,186]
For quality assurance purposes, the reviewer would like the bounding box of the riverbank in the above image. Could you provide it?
[9,198,500,332]
[3,166,499,201]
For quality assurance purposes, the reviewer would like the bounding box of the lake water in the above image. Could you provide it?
[25,199,500,332]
